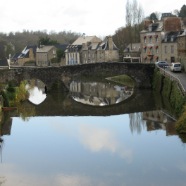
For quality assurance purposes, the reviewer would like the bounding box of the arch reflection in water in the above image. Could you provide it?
[26,79,47,105]
[70,81,134,106]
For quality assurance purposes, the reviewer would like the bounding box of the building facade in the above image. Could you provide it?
[123,43,141,62]
[140,16,183,63]
[177,30,186,70]
[65,35,119,65]
[36,46,57,66]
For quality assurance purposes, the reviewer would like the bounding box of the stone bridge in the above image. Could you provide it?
[0,62,155,91]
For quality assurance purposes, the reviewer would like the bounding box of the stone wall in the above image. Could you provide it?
[0,63,155,91]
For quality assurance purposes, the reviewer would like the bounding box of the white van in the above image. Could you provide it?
[170,62,182,72]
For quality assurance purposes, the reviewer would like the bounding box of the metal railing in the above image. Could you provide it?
[158,67,186,96]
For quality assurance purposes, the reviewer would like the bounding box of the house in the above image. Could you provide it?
[94,36,119,63]
[65,35,119,65]
[177,30,186,70]
[65,35,102,65]
[17,45,37,66]
[36,45,57,66]
[140,16,183,63]
[161,32,180,63]
[123,43,141,62]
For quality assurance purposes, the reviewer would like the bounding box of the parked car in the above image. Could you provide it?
[155,61,169,68]
[170,62,182,72]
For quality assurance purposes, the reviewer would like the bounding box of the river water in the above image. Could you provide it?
[0,80,186,186]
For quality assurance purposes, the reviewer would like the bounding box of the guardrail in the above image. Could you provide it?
[158,66,186,96]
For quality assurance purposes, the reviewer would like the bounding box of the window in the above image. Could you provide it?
[155,46,158,54]
[155,36,158,43]
[144,36,146,43]
[143,47,147,53]
[149,36,152,43]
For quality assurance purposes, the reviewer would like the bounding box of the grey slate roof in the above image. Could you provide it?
[18,45,37,58]
[162,31,182,42]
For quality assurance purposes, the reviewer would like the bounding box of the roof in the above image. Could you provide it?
[97,36,118,50]
[55,44,68,50]
[141,21,163,33]
[36,45,55,53]
[162,31,180,42]
[18,45,37,58]
[72,36,102,45]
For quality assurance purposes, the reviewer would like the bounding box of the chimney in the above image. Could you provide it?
[108,36,113,50]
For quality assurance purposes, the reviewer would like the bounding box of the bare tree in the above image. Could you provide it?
[125,0,144,44]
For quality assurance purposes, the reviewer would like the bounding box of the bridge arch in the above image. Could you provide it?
[0,63,155,91]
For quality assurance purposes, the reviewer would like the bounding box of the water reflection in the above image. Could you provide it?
[70,81,133,106]
[26,79,47,105]
[129,110,177,135]
[0,112,185,186]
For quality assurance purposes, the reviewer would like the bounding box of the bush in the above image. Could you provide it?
[176,105,186,133]
[51,58,59,63]
[170,82,185,116]
[152,69,164,93]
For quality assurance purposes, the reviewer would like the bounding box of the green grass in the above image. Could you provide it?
[106,74,135,87]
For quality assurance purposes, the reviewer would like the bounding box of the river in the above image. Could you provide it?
[0,80,186,186]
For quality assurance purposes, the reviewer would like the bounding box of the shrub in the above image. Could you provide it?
[176,105,186,133]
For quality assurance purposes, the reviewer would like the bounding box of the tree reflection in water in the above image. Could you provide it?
[129,113,145,134]
[129,110,178,135]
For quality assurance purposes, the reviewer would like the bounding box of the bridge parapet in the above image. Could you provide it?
[0,63,155,91]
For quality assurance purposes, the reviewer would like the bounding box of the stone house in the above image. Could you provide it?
[161,32,179,62]
[36,45,57,66]
[17,45,37,66]
[95,36,119,63]
[123,43,141,62]
[65,35,119,65]
[177,30,186,70]
[65,36,102,65]
[140,16,183,63]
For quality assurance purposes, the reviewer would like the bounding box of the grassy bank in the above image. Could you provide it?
[106,74,135,87]
[152,69,186,133]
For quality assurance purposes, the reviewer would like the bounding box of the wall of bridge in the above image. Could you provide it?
[0,63,155,91]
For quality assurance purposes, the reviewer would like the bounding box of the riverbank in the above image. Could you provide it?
[152,69,186,133]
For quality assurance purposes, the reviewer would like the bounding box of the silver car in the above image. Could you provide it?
[170,62,181,72]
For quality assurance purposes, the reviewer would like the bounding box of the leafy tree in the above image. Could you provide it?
[149,13,158,21]
[57,48,65,62]
[38,36,58,46]
[178,5,186,17]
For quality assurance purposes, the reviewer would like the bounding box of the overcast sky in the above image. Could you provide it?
[0,0,185,37]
